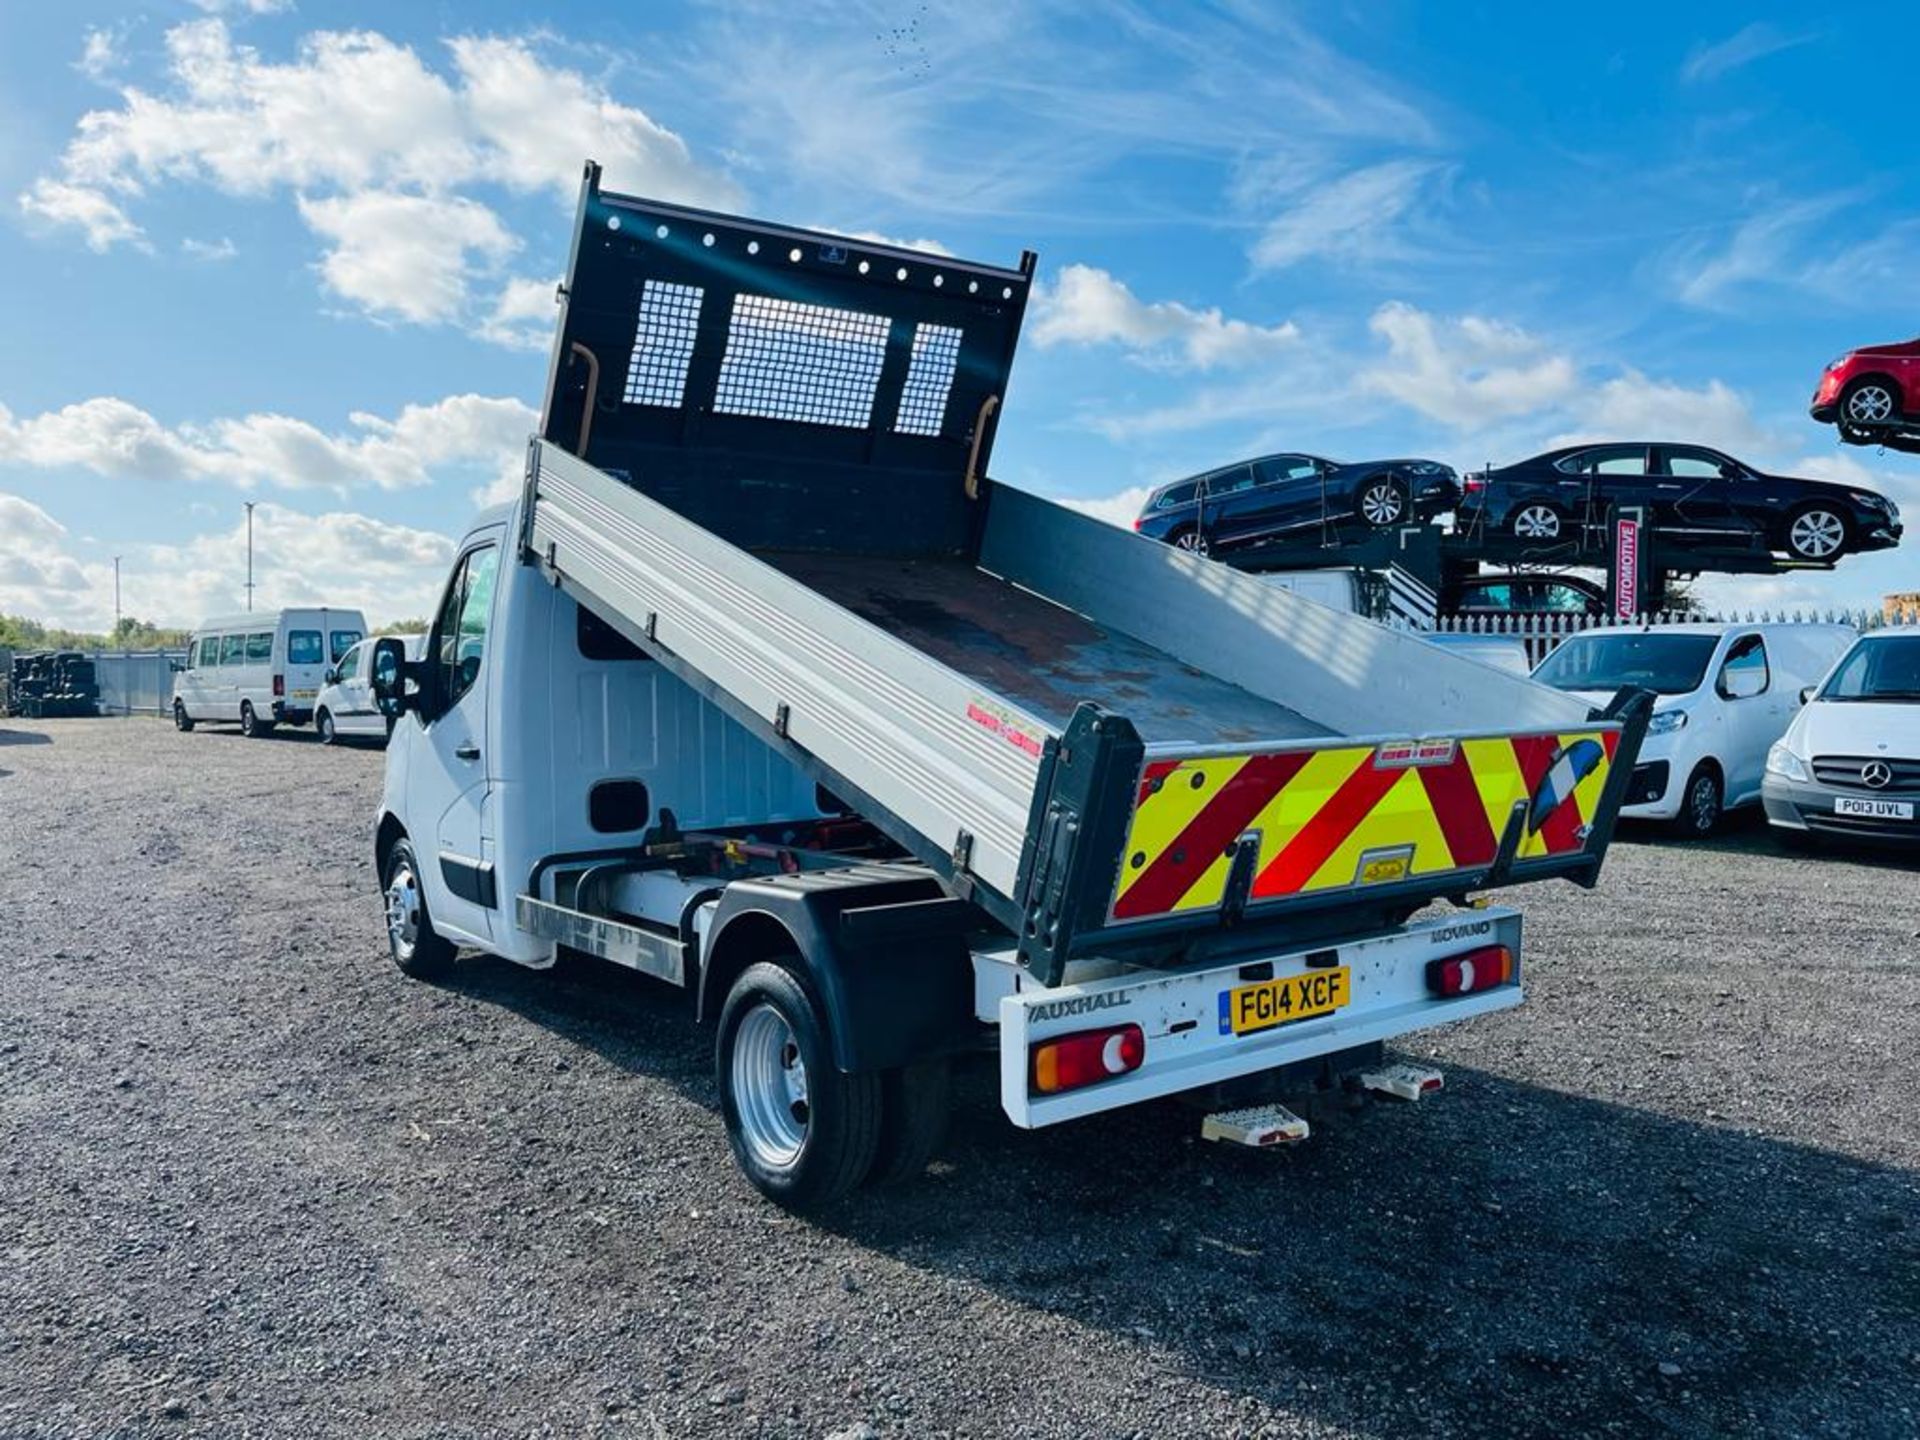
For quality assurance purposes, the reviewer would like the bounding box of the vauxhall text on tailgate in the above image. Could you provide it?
[369,160,1650,1212]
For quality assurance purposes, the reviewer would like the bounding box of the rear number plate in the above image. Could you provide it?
[1221,967,1351,1036]
[1835,796,1913,820]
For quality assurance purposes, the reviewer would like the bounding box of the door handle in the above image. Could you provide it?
[455,742,481,762]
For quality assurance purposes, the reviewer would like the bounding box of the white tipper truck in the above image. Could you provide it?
[369,164,1650,1210]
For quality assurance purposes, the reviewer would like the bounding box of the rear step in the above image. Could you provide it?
[1201,1103,1311,1148]
[1359,1062,1445,1101]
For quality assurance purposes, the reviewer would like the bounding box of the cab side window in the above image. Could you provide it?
[1718,634,1770,699]
[337,644,362,683]
[434,545,500,709]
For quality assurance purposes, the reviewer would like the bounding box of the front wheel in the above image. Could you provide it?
[383,838,456,979]
[1671,766,1722,839]
[1784,505,1848,561]
[717,962,881,1211]
[1357,476,1408,528]
[1840,378,1898,430]
[173,701,195,733]
[316,708,338,745]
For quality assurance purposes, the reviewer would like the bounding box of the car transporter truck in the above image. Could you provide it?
[367,164,1651,1210]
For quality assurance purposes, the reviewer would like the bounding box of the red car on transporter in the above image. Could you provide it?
[1812,338,1920,447]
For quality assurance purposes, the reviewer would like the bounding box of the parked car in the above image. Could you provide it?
[1811,338,1920,444]
[1764,627,1920,846]
[1531,622,1855,836]
[1450,572,1604,618]
[1457,443,1902,562]
[1134,452,1460,556]
[315,633,424,744]
[172,608,367,737]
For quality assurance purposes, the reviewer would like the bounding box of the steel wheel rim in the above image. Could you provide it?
[1515,505,1560,539]
[386,862,420,961]
[1174,531,1207,553]
[1790,510,1844,558]
[1691,778,1717,830]
[320,713,334,742]
[1847,386,1893,424]
[732,1003,809,1168]
[1362,483,1404,525]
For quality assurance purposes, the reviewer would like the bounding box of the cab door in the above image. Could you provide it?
[406,537,502,944]
[1714,633,1780,802]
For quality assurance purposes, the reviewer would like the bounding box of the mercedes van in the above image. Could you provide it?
[172,607,367,736]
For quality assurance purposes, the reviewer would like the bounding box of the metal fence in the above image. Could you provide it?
[1427,609,1888,669]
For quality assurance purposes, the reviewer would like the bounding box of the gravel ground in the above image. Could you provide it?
[2,715,1917,1439]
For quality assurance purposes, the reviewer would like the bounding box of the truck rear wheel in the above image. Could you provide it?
[866,1057,951,1188]
[716,961,880,1210]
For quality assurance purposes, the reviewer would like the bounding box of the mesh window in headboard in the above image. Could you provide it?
[623,280,704,407]
[712,294,891,429]
[894,323,963,437]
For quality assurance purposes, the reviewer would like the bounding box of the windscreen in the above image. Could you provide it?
[1534,632,1719,696]
[1819,636,1920,701]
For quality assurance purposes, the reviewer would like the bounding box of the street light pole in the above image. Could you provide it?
[244,502,255,612]
[113,556,122,636]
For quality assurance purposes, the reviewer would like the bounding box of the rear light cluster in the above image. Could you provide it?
[1462,474,1487,493]
[1030,1023,1144,1095]
[272,674,285,698]
[1426,944,1514,997]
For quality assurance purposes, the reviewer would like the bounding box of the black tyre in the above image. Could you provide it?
[1783,504,1849,562]
[1840,376,1899,431]
[716,961,881,1211]
[382,837,457,979]
[865,1057,952,1188]
[1510,502,1564,542]
[173,701,195,733]
[1671,765,1722,839]
[1170,528,1210,556]
[1356,475,1408,528]
[239,701,265,737]
[317,708,338,745]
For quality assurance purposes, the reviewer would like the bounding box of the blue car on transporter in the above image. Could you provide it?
[1132,452,1461,555]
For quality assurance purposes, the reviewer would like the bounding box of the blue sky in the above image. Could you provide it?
[2,0,1915,629]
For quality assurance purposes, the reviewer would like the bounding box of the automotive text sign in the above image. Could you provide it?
[1614,517,1640,618]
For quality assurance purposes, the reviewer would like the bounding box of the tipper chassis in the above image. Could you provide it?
[371,163,1649,1208]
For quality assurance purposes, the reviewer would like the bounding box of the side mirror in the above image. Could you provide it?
[169,659,186,673]
[370,636,416,718]
[323,667,338,686]
[1718,667,1766,701]
[1800,685,1817,705]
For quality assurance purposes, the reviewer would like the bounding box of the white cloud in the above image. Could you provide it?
[1055,485,1154,529]
[1681,23,1816,84]
[0,393,535,494]
[191,0,292,13]
[1550,370,1772,456]
[0,495,91,607]
[475,275,559,351]
[18,179,146,252]
[20,18,737,331]
[180,235,238,261]
[1668,194,1849,310]
[78,28,122,81]
[1030,264,1299,371]
[1252,160,1441,271]
[298,190,517,325]
[1360,302,1579,427]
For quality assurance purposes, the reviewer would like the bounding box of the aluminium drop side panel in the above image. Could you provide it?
[526,441,1044,907]
[979,484,1597,741]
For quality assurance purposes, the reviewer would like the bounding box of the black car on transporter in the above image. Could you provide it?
[1132,452,1460,556]
[1457,442,1902,563]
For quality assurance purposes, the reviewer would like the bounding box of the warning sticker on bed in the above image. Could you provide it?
[966,699,1044,758]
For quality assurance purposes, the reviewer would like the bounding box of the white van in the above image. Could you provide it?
[314,633,424,744]
[171,607,368,737]
[1532,622,1855,835]
[1764,626,1920,847]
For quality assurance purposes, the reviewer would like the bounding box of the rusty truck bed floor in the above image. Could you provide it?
[763,551,1330,746]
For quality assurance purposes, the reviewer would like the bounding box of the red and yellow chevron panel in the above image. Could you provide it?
[1109,729,1620,923]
